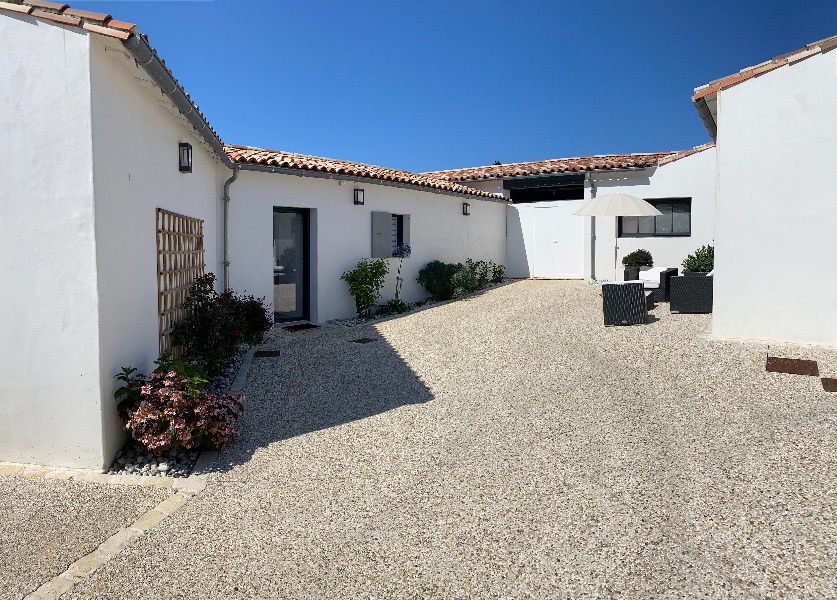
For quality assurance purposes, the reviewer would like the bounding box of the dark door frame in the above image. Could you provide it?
[273,207,310,322]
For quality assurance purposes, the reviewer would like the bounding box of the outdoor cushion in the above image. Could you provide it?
[639,267,666,281]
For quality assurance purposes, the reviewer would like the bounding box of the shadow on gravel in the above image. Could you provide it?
[209,327,433,473]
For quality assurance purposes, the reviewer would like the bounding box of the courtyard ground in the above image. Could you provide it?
[4,280,837,599]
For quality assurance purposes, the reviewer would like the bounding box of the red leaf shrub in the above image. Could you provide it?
[115,354,244,454]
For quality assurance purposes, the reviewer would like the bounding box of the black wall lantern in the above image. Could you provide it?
[353,188,365,205]
[178,143,192,173]
[462,202,471,216]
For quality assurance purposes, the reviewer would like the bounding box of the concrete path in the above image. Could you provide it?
[7,280,837,598]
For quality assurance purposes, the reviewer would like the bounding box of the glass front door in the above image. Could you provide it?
[273,209,309,321]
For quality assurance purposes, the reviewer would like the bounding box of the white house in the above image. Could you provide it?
[0,1,506,469]
[692,35,837,346]
[428,142,717,281]
[224,145,507,324]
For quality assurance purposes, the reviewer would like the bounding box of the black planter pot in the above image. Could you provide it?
[683,271,709,276]
[623,267,640,281]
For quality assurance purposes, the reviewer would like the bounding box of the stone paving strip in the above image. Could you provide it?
[20,493,191,600]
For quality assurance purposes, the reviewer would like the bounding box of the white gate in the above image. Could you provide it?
[532,201,585,278]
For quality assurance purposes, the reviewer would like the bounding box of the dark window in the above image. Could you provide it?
[619,198,691,237]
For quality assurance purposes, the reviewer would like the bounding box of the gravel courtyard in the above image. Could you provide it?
[65,280,837,598]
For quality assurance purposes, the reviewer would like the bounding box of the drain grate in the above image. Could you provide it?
[350,338,377,344]
[253,350,281,358]
[283,323,320,332]
[822,378,837,392]
[765,356,819,377]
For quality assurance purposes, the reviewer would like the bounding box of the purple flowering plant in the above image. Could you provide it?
[114,352,244,453]
[392,243,412,303]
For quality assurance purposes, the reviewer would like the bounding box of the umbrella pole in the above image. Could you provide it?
[614,219,619,280]
[590,216,596,280]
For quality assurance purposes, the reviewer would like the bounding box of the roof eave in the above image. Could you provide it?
[449,165,658,184]
[692,94,717,141]
[122,34,232,167]
[234,162,508,203]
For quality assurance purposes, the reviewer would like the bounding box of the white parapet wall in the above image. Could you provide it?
[0,16,102,467]
[229,170,508,323]
[711,49,837,345]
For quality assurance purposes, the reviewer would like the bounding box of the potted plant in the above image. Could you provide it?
[622,249,653,280]
[682,245,714,275]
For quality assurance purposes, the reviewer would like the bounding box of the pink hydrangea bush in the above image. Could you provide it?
[114,353,244,454]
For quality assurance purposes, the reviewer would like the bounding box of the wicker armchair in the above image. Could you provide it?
[669,273,713,313]
[602,281,649,326]
[625,267,679,302]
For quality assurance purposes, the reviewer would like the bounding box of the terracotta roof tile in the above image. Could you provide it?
[226,145,507,200]
[30,8,79,26]
[64,7,111,21]
[82,21,130,41]
[693,34,837,100]
[26,0,67,10]
[106,18,136,32]
[656,141,715,165]
[0,1,33,14]
[425,151,682,182]
[1,1,134,36]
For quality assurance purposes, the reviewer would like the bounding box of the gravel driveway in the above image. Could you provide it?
[68,280,837,598]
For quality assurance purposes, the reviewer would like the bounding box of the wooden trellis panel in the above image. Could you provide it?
[156,208,205,355]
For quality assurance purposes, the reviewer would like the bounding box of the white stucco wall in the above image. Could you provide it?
[0,16,102,467]
[229,172,508,322]
[582,148,717,281]
[89,36,225,466]
[712,50,837,345]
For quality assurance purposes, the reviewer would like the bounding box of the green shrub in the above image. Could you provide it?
[466,258,505,286]
[417,260,462,300]
[622,249,653,268]
[341,258,389,318]
[466,258,490,288]
[384,298,413,314]
[490,262,505,283]
[451,267,478,298]
[418,258,506,300]
[682,245,714,272]
[172,274,272,377]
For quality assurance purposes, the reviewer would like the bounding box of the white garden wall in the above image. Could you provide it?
[229,171,507,322]
[89,36,225,467]
[0,16,101,467]
[711,50,837,345]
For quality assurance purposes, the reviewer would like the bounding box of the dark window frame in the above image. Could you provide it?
[619,197,692,237]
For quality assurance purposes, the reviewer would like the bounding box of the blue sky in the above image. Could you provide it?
[77,0,837,172]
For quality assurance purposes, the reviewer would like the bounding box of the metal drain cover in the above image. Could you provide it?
[765,356,819,376]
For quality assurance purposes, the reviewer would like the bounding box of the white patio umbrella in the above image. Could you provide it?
[573,193,662,280]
